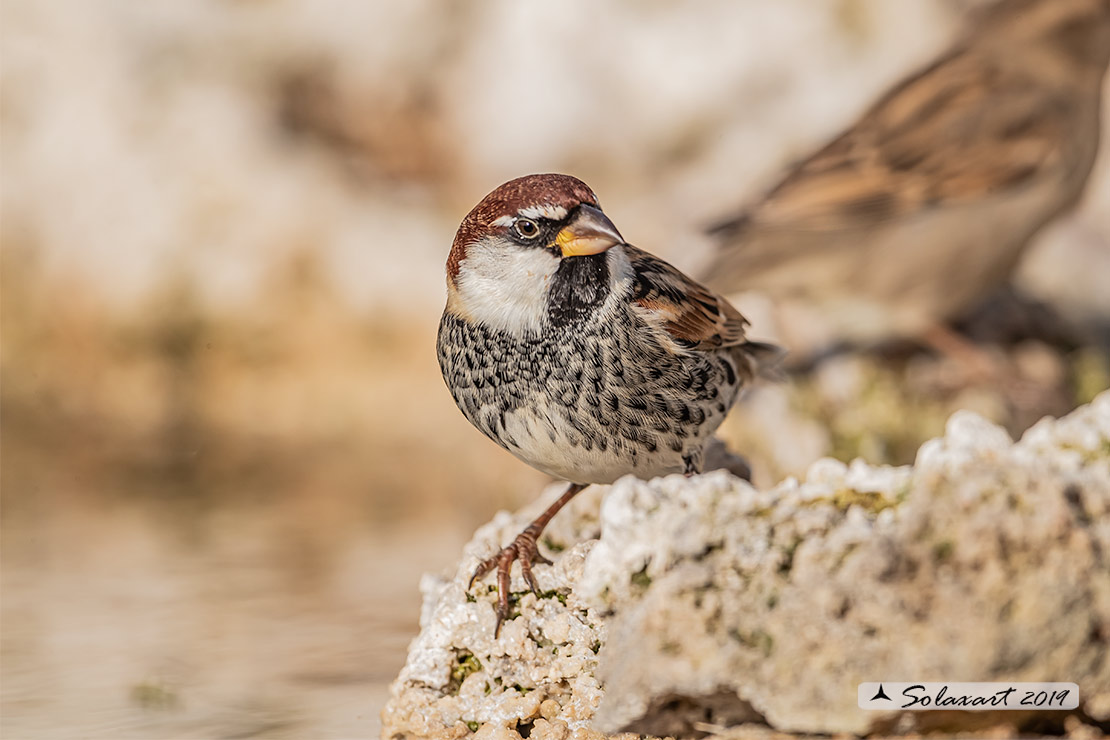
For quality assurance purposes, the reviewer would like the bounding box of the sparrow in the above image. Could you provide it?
[701,0,1110,354]
[437,174,779,633]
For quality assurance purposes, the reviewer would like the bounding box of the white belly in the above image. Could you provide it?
[499,407,689,484]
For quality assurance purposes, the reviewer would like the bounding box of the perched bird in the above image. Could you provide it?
[701,0,1110,354]
[437,174,778,632]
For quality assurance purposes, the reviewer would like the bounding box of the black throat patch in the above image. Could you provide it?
[546,253,611,328]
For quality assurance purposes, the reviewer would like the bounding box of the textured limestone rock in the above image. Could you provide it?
[382,392,1110,739]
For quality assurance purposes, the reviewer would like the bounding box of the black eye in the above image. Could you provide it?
[514,218,540,239]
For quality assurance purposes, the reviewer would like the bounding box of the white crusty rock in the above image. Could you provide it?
[382,393,1110,739]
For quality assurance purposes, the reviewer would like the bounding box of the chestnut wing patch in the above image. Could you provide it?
[625,245,750,351]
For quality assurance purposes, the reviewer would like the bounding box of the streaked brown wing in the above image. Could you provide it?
[624,245,751,351]
[711,50,1066,238]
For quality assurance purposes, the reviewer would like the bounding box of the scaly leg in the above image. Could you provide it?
[469,482,587,636]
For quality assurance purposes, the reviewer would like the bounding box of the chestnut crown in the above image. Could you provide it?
[448,174,621,281]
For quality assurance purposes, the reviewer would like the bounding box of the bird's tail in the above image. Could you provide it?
[743,340,787,382]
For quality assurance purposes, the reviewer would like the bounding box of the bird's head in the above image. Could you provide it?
[445,174,628,336]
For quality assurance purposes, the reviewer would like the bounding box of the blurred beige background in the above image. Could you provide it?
[2,1,1108,738]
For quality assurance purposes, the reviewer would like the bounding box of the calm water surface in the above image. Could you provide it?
[1,486,467,739]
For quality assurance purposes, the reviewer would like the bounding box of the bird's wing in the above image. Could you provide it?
[624,245,752,351]
[709,50,1068,240]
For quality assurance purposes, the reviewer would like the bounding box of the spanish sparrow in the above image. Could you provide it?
[437,174,779,633]
[701,0,1110,355]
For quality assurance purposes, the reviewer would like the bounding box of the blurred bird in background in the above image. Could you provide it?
[701,0,1110,363]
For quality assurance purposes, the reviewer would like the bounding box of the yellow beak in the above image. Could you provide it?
[555,205,624,257]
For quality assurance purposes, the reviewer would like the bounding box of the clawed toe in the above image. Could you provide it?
[468,553,498,590]
[467,529,552,636]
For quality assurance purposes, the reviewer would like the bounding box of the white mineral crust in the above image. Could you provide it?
[383,392,1110,739]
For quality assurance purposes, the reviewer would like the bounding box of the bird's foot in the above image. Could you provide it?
[467,482,586,637]
[469,524,552,637]
[922,323,1001,383]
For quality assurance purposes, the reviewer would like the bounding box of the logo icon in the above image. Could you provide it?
[870,684,892,702]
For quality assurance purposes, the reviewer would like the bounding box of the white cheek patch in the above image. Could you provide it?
[454,240,561,336]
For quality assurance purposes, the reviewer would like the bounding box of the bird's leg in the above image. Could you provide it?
[683,457,700,477]
[683,451,702,477]
[469,482,587,637]
[921,323,999,381]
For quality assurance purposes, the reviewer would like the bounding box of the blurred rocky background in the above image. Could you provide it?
[1,1,1107,738]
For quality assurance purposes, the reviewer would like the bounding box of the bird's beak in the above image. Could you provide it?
[555,204,624,257]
